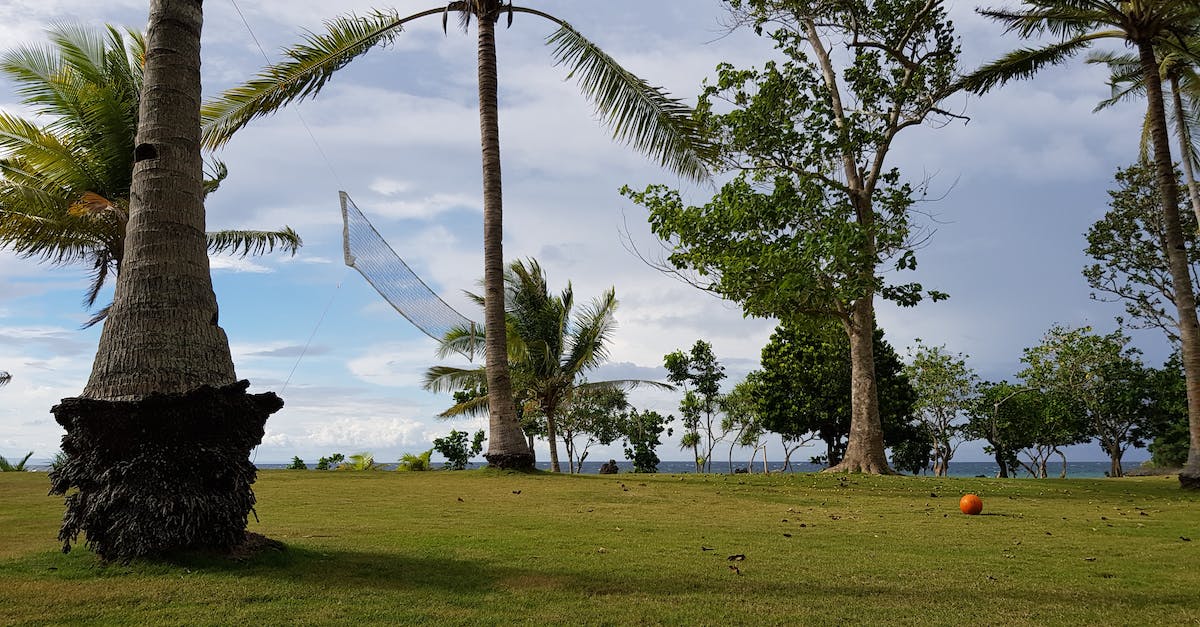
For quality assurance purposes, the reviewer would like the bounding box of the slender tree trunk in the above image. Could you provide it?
[1138,44,1200,489]
[476,12,532,470]
[544,397,561,472]
[828,299,896,474]
[1056,449,1068,479]
[1170,75,1200,226]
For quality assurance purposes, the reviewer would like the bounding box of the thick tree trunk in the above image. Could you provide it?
[1170,76,1200,227]
[49,0,280,561]
[83,0,234,399]
[1109,446,1124,478]
[994,446,1009,478]
[827,299,896,474]
[476,12,532,470]
[1137,44,1200,489]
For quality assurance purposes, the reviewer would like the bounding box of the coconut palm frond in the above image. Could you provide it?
[0,371,11,388]
[575,378,674,393]
[0,207,108,265]
[961,34,1116,95]
[0,451,34,471]
[203,160,229,198]
[423,364,488,393]
[206,226,303,258]
[531,15,713,181]
[438,393,491,418]
[202,9,421,149]
[563,287,618,374]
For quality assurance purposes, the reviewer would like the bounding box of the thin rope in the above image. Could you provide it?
[227,0,345,189]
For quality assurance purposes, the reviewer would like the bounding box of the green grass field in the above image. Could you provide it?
[1,470,1197,625]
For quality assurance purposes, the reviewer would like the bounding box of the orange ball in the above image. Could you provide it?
[959,494,983,515]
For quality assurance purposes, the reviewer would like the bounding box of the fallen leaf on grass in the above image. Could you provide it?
[728,554,746,561]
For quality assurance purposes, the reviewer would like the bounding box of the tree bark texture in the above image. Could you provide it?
[51,0,283,558]
[1170,76,1200,227]
[49,381,282,562]
[827,299,897,474]
[476,11,533,470]
[1137,44,1200,489]
[83,0,235,400]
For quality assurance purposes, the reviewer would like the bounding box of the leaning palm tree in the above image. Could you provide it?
[423,258,671,472]
[48,0,284,562]
[0,23,301,326]
[962,1,1200,489]
[1089,40,1200,225]
[202,2,711,469]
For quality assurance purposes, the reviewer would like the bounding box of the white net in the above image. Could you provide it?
[340,191,479,358]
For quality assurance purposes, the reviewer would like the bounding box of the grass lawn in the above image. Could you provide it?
[1,469,1197,625]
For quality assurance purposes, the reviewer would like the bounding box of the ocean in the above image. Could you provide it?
[252,459,1136,478]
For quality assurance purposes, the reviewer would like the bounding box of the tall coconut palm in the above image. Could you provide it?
[0,24,301,327]
[962,1,1200,489]
[1088,41,1200,224]
[202,2,710,469]
[47,0,284,561]
[423,258,671,472]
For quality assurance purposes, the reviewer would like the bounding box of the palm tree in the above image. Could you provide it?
[48,0,284,561]
[1089,40,1200,224]
[423,258,670,472]
[962,1,1200,489]
[202,2,710,469]
[0,24,301,326]
[0,371,10,388]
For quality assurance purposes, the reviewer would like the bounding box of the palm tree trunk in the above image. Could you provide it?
[476,12,533,470]
[828,298,897,474]
[1170,76,1200,226]
[47,0,281,561]
[1138,43,1200,490]
[545,406,562,473]
[83,4,235,399]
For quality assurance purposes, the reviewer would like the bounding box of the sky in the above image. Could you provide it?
[0,0,1167,467]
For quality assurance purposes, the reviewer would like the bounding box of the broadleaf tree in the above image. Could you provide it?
[624,0,963,473]
[203,2,711,470]
[903,340,978,476]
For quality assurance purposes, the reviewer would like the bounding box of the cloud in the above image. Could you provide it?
[209,256,275,274]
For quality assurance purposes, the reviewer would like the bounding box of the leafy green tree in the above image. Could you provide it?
[1085,161,1197,342]
[424,259,668,471]
[203,2,710,470]
[397,450,434,472]
[722,374,769,473]
[1020,325,1151,477]
[620,409,673,473]
[1142,354,1190,468]
[559,386,627,474]
[316,453,345,470]
[665,340,727,473]
[964,382,1034,478]
[755,320,919,469]
[0,451,34,472]
[286,456,307,470]
[433,430,486,470]
[625,0,962,474]
[0,24,300,326]
[904,341,978,476]
[962,0,1200,489]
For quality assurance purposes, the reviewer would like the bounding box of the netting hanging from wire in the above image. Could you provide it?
[340,191,479,358]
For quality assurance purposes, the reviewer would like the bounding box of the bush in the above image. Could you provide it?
[397,450,433,472]
[286,456,307,470]
[433,430,485,470]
